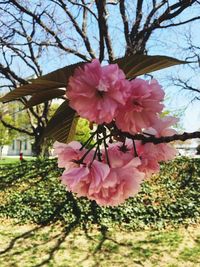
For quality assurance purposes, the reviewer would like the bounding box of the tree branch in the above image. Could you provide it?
[95,0,114,62]
[127,0,199,54]
[95,0,105,62]
[172,78,200,95]
[143,0,168,29]
[130,0,144,40]
[158,15,200,28]
[56,0,96,59]
[119,0,130,51]
[0,37,41,77]
[124,131,200,144]
[8,0,89,61]
[81,0,88,35]
[1,118,34,136]
[67,0,98,20]
[0,63,27,85]
[157,0,196,23]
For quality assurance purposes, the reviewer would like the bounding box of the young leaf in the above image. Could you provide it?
[42,100,77,143]
[66,116,79,143]
[33,61,83,83]
[25,89,66,108]
[113,54,186,78]
[0,81,65,102]
[0,61,83,102]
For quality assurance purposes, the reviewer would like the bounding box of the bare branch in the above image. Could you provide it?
[1,118,34,136]
[158,16,200,28]
[127,0,199,54]
[172,78,200,95]
[130,0,144,39]
[0,37,41,76]
[8,0,90,61]
[95,0,105,61]
[95,0,114,62]
[119,0,130,50]
[124,131,200,144]
[81,0,88,35]
[55,0,96,59]
[67,0,98,20]
[0,63,27,85]
[143,0,168,29]
[157,0,196,23]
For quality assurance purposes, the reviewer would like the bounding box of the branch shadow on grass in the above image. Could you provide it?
[0,225,43,255]
[33,192,82,267]
[0,191,81,266]
[77,223,144,267]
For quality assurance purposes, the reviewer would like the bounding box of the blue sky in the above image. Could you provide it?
[145,12,200,133]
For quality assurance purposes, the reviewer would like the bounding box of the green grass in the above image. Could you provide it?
[146,231,183,249]
[0,157,35,165]
[0,157,21,164]
[0,218,199,267]
[179,237,200,264]
[0,157,199,266]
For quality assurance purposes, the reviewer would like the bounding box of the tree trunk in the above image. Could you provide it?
[40,138,52,158]
[32,138,42,157]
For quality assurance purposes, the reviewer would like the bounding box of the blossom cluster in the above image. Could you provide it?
[54,59,178,206]
[67,59,165,133]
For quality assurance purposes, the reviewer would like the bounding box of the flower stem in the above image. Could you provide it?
[103,131,111,167]
[132,139,138,157]
[80,129,97,150]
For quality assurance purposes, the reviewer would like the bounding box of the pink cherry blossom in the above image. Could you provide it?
[53,141,82,169]
[89,143,145,206]
[136,141,177,177]
[138,143,177,165]
[61,164,90,196]
[115,78,165,133]
[53,141,93,169]
[58,141,145,206]
[141,116,178,163]
[61,160,110,198]
[154,143,177,161]
[66,59,130,124]
[145,116,178,137]
[91,157,145,206]
[87,160,111,195]
[105,140,134,168]
[136,142,161,177]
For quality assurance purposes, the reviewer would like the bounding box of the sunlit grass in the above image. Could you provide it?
[0,219,199,267]
[0,157,35,165]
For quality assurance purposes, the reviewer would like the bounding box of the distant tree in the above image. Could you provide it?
[0,101,60,156]
[0,113,17,159]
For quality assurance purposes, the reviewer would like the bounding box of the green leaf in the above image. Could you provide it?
[25,89,66,108]
[113,54,186,78]
[0,61,83,103]
[42,100,77,143]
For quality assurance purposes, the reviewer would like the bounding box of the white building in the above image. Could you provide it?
[175,142,198,157]
[2,138,33,156]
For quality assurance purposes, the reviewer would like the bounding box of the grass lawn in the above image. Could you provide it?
[0,218,199,267]
[0,158,199,266]
[0,157,35,165]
